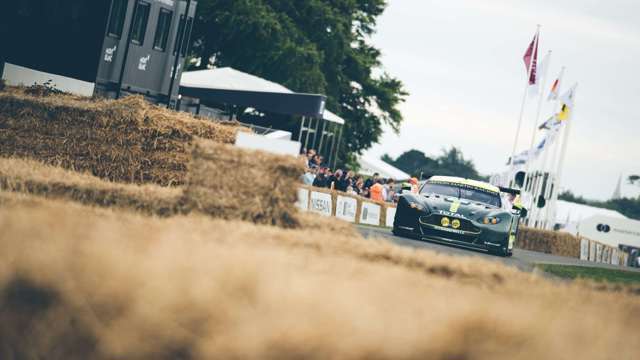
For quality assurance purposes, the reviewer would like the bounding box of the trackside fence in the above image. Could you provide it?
[296,186,396,228]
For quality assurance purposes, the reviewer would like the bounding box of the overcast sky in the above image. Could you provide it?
[367,0,640,200]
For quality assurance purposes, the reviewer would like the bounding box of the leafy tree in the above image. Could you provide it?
[558,190,588,205]
[383,147,485,181]
[559,190,640,220]
[189,0,407,166]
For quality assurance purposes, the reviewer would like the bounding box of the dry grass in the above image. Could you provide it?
[0,157,182,216]
[1,195,639,360]
[517,227,581,257]
[0,87,246,186]
[182,140,306,228]
[0,156,350,235]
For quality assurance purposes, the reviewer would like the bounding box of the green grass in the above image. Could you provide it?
[538,264,640,285]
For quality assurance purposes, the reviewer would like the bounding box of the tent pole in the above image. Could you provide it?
[331,126,343,169]
[311,116,321,151]
[318,119,327,157]
[298,116,306,142]
[304,117,313,150]
[325,124,336,168]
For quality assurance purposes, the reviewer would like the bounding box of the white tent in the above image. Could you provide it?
[554,200,626,234]
[181,67,344,124]
[358,154,410,181]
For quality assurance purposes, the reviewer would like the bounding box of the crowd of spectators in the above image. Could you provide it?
[299,148,419,203]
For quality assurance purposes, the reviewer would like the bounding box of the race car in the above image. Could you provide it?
[392,176,527,257]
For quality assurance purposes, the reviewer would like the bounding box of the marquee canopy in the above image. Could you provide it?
[180,67,344,124]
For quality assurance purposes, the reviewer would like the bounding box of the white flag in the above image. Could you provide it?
[529,51,550,97]
[547,67,565,101]
[560,83,578,107]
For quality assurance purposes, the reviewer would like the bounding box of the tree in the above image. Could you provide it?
[559,190,640,220]
[383,147,485,181]
[190,0,407,166]
[558,190,588,205]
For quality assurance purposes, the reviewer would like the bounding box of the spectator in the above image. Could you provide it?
[363,173,380,198]
[301,167,316,186]
[306,149,316,167]
[370,179,384,202]
[311,154,322,168]
[354,176,364,196]
[346,185,357,196]
[331,169,343,190]
[312,168,329,188]
[325,168,334,189]
[409,177,420,194]
[335,170,352,192]
[384,178,396,202]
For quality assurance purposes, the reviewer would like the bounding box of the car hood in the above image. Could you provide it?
[418,194,504,220]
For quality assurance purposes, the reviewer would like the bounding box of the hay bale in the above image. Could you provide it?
[0,157,182,216]
[0,87,247,186]
[516,227,580,257]
[183,140,305,227]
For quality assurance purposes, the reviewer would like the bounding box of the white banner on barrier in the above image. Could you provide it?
[296,188,309,211]
[309,191,332,217]
[335,195,358,223]
[611,249,619,266]
[360,202,381,226]
[579,239,589,261]
[589,241,596,262]
[386,207,396,228]
[595,244,603,263]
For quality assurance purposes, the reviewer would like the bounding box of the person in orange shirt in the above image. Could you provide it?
[370,179,385,202]
[409,177,420,194]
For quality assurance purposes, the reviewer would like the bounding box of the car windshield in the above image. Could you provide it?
[421,182,501,207]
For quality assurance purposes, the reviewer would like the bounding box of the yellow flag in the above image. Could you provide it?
[557,103,570,121]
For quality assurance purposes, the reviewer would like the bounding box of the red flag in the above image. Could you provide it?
[523,32,539,85]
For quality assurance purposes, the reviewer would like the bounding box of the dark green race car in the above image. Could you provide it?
[392,176,526,257]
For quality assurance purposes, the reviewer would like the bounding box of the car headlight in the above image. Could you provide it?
[479,216,501,225]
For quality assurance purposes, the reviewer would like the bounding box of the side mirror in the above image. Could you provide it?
[514,206,528,219]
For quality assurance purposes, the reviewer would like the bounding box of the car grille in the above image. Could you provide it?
[418,214,480,243]
[419,215,479,233]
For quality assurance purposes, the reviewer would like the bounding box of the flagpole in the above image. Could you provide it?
[527,50,551,226]
[553,86,578,220]
[510,25,540,175]
[541,66,565,229]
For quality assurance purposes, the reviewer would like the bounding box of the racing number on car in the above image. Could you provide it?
[449,201,461,213]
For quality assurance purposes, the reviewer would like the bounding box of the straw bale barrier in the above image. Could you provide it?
[0,157,182,216]
[182,140,305,227]
[516,226,581,257]
[0,87,245,186]
[2,198,640,359]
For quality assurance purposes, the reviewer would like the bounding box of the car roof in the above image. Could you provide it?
[427,176,500,194]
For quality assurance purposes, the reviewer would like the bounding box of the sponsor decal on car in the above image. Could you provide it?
[436,210,465,219]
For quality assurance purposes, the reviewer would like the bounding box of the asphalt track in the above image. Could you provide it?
[357,225,640,273]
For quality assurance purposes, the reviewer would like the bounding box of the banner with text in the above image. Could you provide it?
[309,191,333,217]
